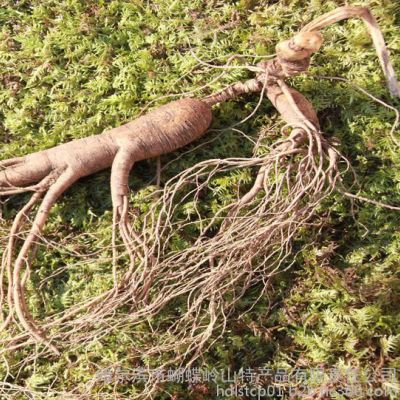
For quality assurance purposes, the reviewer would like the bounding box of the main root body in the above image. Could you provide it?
[0,98,212,353]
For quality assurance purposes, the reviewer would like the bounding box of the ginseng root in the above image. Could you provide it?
[0,6,399,365]
[0,99,213,353]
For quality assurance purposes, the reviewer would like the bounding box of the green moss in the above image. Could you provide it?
[1,0,400,398]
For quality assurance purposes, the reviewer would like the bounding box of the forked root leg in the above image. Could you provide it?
[110,151,144,290]
[1,172,61,330]
[0,191,43,330]
[11,168,77,355]
[0,157,24,169]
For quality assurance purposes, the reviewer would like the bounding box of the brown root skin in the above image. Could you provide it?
[0,98,212,192]
[266,83,320,129]
[275,31,323,62]
[111,98,212,160]
[0,97,212,354]
[0,5,399,360]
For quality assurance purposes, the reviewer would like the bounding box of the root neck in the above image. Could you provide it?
[202,78,264,106]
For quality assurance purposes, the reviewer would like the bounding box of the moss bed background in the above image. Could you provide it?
[1,0,400,399]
